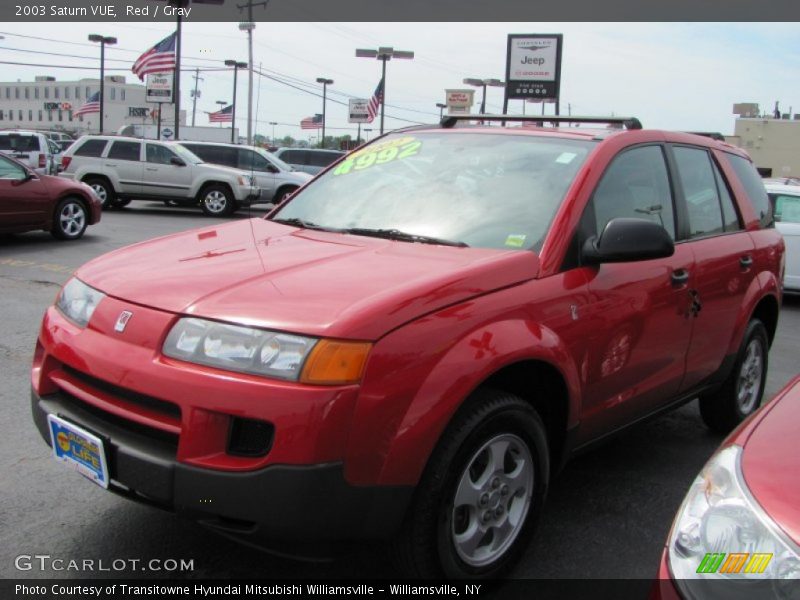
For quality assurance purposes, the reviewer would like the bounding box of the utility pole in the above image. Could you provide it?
[237,0,269,146]
[190,68,203,127]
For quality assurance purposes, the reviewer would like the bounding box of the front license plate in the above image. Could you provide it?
[47,414,109,489]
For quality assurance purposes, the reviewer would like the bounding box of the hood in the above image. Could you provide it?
[75,219,539,340]
[740,376,800,546]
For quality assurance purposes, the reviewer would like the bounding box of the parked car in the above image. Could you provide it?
[272,147,344,175]
[0,130,58,176]
[653,375,800,598]
[59,135,261,216]
[30,116,783,579]
[0,152,101,240]
[178,141,311,205]
[766,182,800,292]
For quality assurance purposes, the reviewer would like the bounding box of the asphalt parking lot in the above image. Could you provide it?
[1,203,798,580]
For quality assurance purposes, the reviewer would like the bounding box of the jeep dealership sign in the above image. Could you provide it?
[146,73,173,103]
[504,34,563,101]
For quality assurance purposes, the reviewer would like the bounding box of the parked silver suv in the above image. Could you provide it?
[59,135,260,216]
[179,141,311,205]
[0,130,58,176]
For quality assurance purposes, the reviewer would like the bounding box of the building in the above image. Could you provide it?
[0,75,184,136]
[725,103,800,178]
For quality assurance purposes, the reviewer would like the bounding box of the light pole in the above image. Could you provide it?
[355,46,414,135]
[463,78,505,115]
[88,34,117,134]
[224,59,247,143]
[269,121,278,145]
[436,102,447,120]
[315,77,333,149]
[215,100,226,128]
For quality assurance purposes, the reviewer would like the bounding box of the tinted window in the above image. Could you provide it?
[146,144,178,165]
[107,141,141,161]
[770,194,800,224]
[713,161,741,232]
[726,153,772,228]
[73,139,108,157]
[279,150,303,164]
[0,155,26,179]
[238,149,271,171]
[591,145,676,239]
[673,146,724,238]
[307,151,342,168]
[182,144,236,167]
[0,135,39,151]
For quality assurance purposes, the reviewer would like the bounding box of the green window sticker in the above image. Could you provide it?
[505,234,527,248]
[333,136,422,176]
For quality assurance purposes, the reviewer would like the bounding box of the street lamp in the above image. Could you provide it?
[355,46,414,135]
[436,102,447,120]
[269,121,278,145]
[215,100,227,127]
[224,59,247,143]
[315,77,333,149]
[463,78,505,115]
[88,34,117,133]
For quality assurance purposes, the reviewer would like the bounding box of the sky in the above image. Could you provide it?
[0,22,798,141]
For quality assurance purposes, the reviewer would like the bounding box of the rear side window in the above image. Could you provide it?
[770,193,800,224]
[726,153,773,228]
[107,141,141,161]
[73,139,108,157]
[185,145,236,168]
[279,150,303,164]
[307,151,340,168]
[673,146,725,238]
[590,145,676,239]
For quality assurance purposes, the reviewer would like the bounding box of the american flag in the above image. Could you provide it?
[131,32,177,81]
[300,114,323,129]
[208,105,233,123]
[73,92,101,117]
[367,78,384,123]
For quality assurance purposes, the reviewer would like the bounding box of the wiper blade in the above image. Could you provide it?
[344,228,468,247]
[271,217,340,232]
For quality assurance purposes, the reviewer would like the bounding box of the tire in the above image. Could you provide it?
[111,198,132,208]
[392,389,549,579]
[199,184,235,217]
[51,197,88,240]
[163,199,198,208]
[274,185,298,205]
[699,319,769,433]
[83,177,116,209]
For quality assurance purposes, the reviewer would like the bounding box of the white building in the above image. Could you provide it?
[0,75,185,135]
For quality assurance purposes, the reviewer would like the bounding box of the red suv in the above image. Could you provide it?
[31,116,783,578]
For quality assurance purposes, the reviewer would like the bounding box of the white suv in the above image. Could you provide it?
[0,130,58,175]
[59,135,261,217]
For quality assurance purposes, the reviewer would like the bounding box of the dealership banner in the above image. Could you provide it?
[445,89,475,114]
[145,73,174,104]
[504,34,563,101]
[348,99,371,123]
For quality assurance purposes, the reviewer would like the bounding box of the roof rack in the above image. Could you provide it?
[686,131,725,141]
[440,114,643,130]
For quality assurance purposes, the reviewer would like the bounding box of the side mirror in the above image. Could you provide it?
[170,157,186,167]
[583,218,674,264]
[11,171,35,186]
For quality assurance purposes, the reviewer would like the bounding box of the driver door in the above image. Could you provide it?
[142,143,193,199]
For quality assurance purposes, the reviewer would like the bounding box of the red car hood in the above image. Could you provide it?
[76,218,539,340]
[740,376,800,547]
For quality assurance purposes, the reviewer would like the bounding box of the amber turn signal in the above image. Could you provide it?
[300,340,372,385]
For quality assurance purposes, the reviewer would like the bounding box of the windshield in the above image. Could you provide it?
[272,131,595,250]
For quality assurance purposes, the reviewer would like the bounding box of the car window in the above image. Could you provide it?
[107,141,141,161]
[0,134,39,152]
[713,160,742,232]
[238,149,271,171]
[146,144,178,165]
[307,151,341,168]
[48,140,60,154]
[279,150,302,164]
[673,146,725,238]
[770,194,800,224]
[0,155,26,178]
[274,132,595,251]
[590,145,676,239]
[726,153,773,228]
[73,139,108,157]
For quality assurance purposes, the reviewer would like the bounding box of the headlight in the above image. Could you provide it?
[162,318,371,384]
[55,278,106,327]
[668,445,800,598]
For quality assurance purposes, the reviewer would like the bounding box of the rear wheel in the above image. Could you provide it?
[111,198,132,208]
[83,177,116,209]
[699,319,769,433]
[199,184,235,217]
[51,197,88,240]
[392,389,549,579]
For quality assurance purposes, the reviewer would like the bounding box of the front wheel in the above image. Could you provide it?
[392,389,549,579]
[84,177,116,209]
[199,185,235,217]
[51,197,88,240]
[274,185,298,205]
[699,319,769,433]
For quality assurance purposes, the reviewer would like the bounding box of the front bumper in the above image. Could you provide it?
[31,387,411,545]
[236,186,262,205]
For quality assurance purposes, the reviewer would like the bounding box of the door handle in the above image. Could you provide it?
[104,163,117,167]
[671,269,690,286]
[145,167,158,172]
[740,255,753,268]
